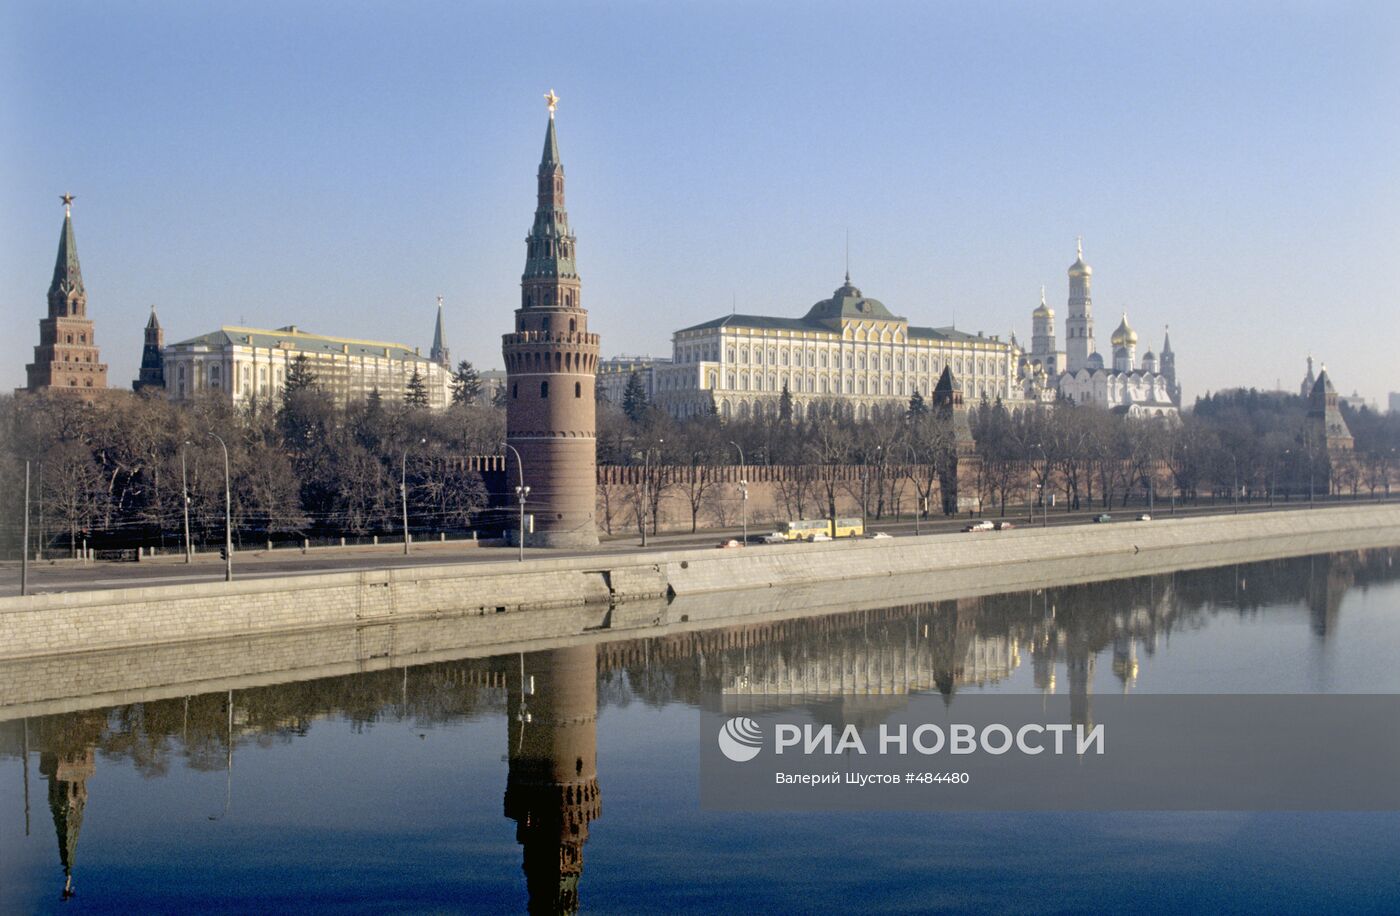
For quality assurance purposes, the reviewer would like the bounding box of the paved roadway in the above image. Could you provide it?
[2,498,1389,597]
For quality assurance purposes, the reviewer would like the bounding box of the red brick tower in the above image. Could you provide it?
[23,195,109,398]
[502,92,601,547]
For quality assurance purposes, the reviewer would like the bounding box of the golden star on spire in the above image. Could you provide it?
[61,192,74,214]
[544,89,559,117]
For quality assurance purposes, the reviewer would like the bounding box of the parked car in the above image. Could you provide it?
[963,520,995,532]
[869,532,894,540]
[808,532,833,542]
[716,538,743,549]
[760,532,788,544]
[994,521,1016,531]
[1136,513,1153,521]
[1093,514,1112,523]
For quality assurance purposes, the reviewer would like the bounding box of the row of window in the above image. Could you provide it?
[511,380,583,399]
[717,346,1005,376]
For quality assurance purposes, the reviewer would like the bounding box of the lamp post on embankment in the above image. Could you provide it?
[207,432,232,582]
[730,440,747,545]
[503,443,528,562]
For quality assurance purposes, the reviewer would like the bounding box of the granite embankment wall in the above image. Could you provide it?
[1,505,1398,666]
[3,504,1400,718]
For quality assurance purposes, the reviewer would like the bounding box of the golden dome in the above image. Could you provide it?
[1068,238,1092,277]
[1032,286,1053,318]
[1111,313,1138,347]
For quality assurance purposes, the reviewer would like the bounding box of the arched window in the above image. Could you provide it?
[512,383,518,399]
[570,318,576,332]
[66,334,73,344]
[575,381,581,398]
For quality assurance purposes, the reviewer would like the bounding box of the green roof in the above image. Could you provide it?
[49,212,84,299]
[675,279,1001,344]
[169,326,435,362]
[801,278,901,324]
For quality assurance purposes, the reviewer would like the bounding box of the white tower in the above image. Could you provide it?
[1030,286,1060,375]
[1064,238,1096,373]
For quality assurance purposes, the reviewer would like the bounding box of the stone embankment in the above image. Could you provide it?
[1,505,1398,665]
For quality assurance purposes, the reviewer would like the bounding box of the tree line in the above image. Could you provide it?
[0,356,501,556]
[3,364,1396,557]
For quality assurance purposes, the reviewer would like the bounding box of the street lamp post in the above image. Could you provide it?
[639,438,663,547]
[1034,443,1048,527]
[905,444,923,536]
[181,443,193,563]
[730,441,747,544]
[1231,455,1240,514]
[207,433,232,582]
[36,463,43,562]
[503,443,527,562]
[21,461,29,597]
[400,438,426,555]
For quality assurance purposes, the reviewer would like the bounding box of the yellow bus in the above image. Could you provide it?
[777,518,866,540]
[778,519,831,541]
[832,517,865,539]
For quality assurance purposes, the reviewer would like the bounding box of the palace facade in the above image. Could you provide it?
[163,322,453,408]
[652,275,1021,421]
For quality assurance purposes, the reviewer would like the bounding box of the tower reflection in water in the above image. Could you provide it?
[3,547,1396,911]
[504,646,601,916]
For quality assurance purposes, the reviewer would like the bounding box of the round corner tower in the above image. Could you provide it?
[503,95,600,548]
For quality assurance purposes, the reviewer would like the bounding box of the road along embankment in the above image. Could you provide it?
[1,504,1398,665]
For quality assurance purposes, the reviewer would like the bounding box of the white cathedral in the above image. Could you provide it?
[1018,240,1180,418]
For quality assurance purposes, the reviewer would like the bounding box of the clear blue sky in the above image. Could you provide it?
[3,1,1398,403]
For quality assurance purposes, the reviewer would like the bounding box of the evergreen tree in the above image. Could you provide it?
[622,372,649,423]
[451,360,483,405]
[778,383,794,422]
[278,354,324,449]
[908,388,927,415]
[281,354,318,409]
[405,369,430,408]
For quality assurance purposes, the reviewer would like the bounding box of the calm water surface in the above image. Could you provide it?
[3,549,1399,914]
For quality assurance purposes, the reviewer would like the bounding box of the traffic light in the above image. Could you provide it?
[219,545,228,561]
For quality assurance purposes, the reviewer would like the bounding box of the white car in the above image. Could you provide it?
[869,532,893,540]
[760,533,788,544]
[1136,513,1152,522]
[808,532,833,542]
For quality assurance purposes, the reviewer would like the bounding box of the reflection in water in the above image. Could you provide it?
[504,647,601,915]
[1,547,1397,911]
[40,746,91,899]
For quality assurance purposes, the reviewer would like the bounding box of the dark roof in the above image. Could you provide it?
[676,314,816,333]
[1311,369,1336,397]
[801,279,901,323]
[541,115,560,168]
[674,280,1004,344]
[50,212,84,299]
[170,326,434,362]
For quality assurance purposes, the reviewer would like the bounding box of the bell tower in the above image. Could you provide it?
[1064,238,1095,373]
[502,91,601,548]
